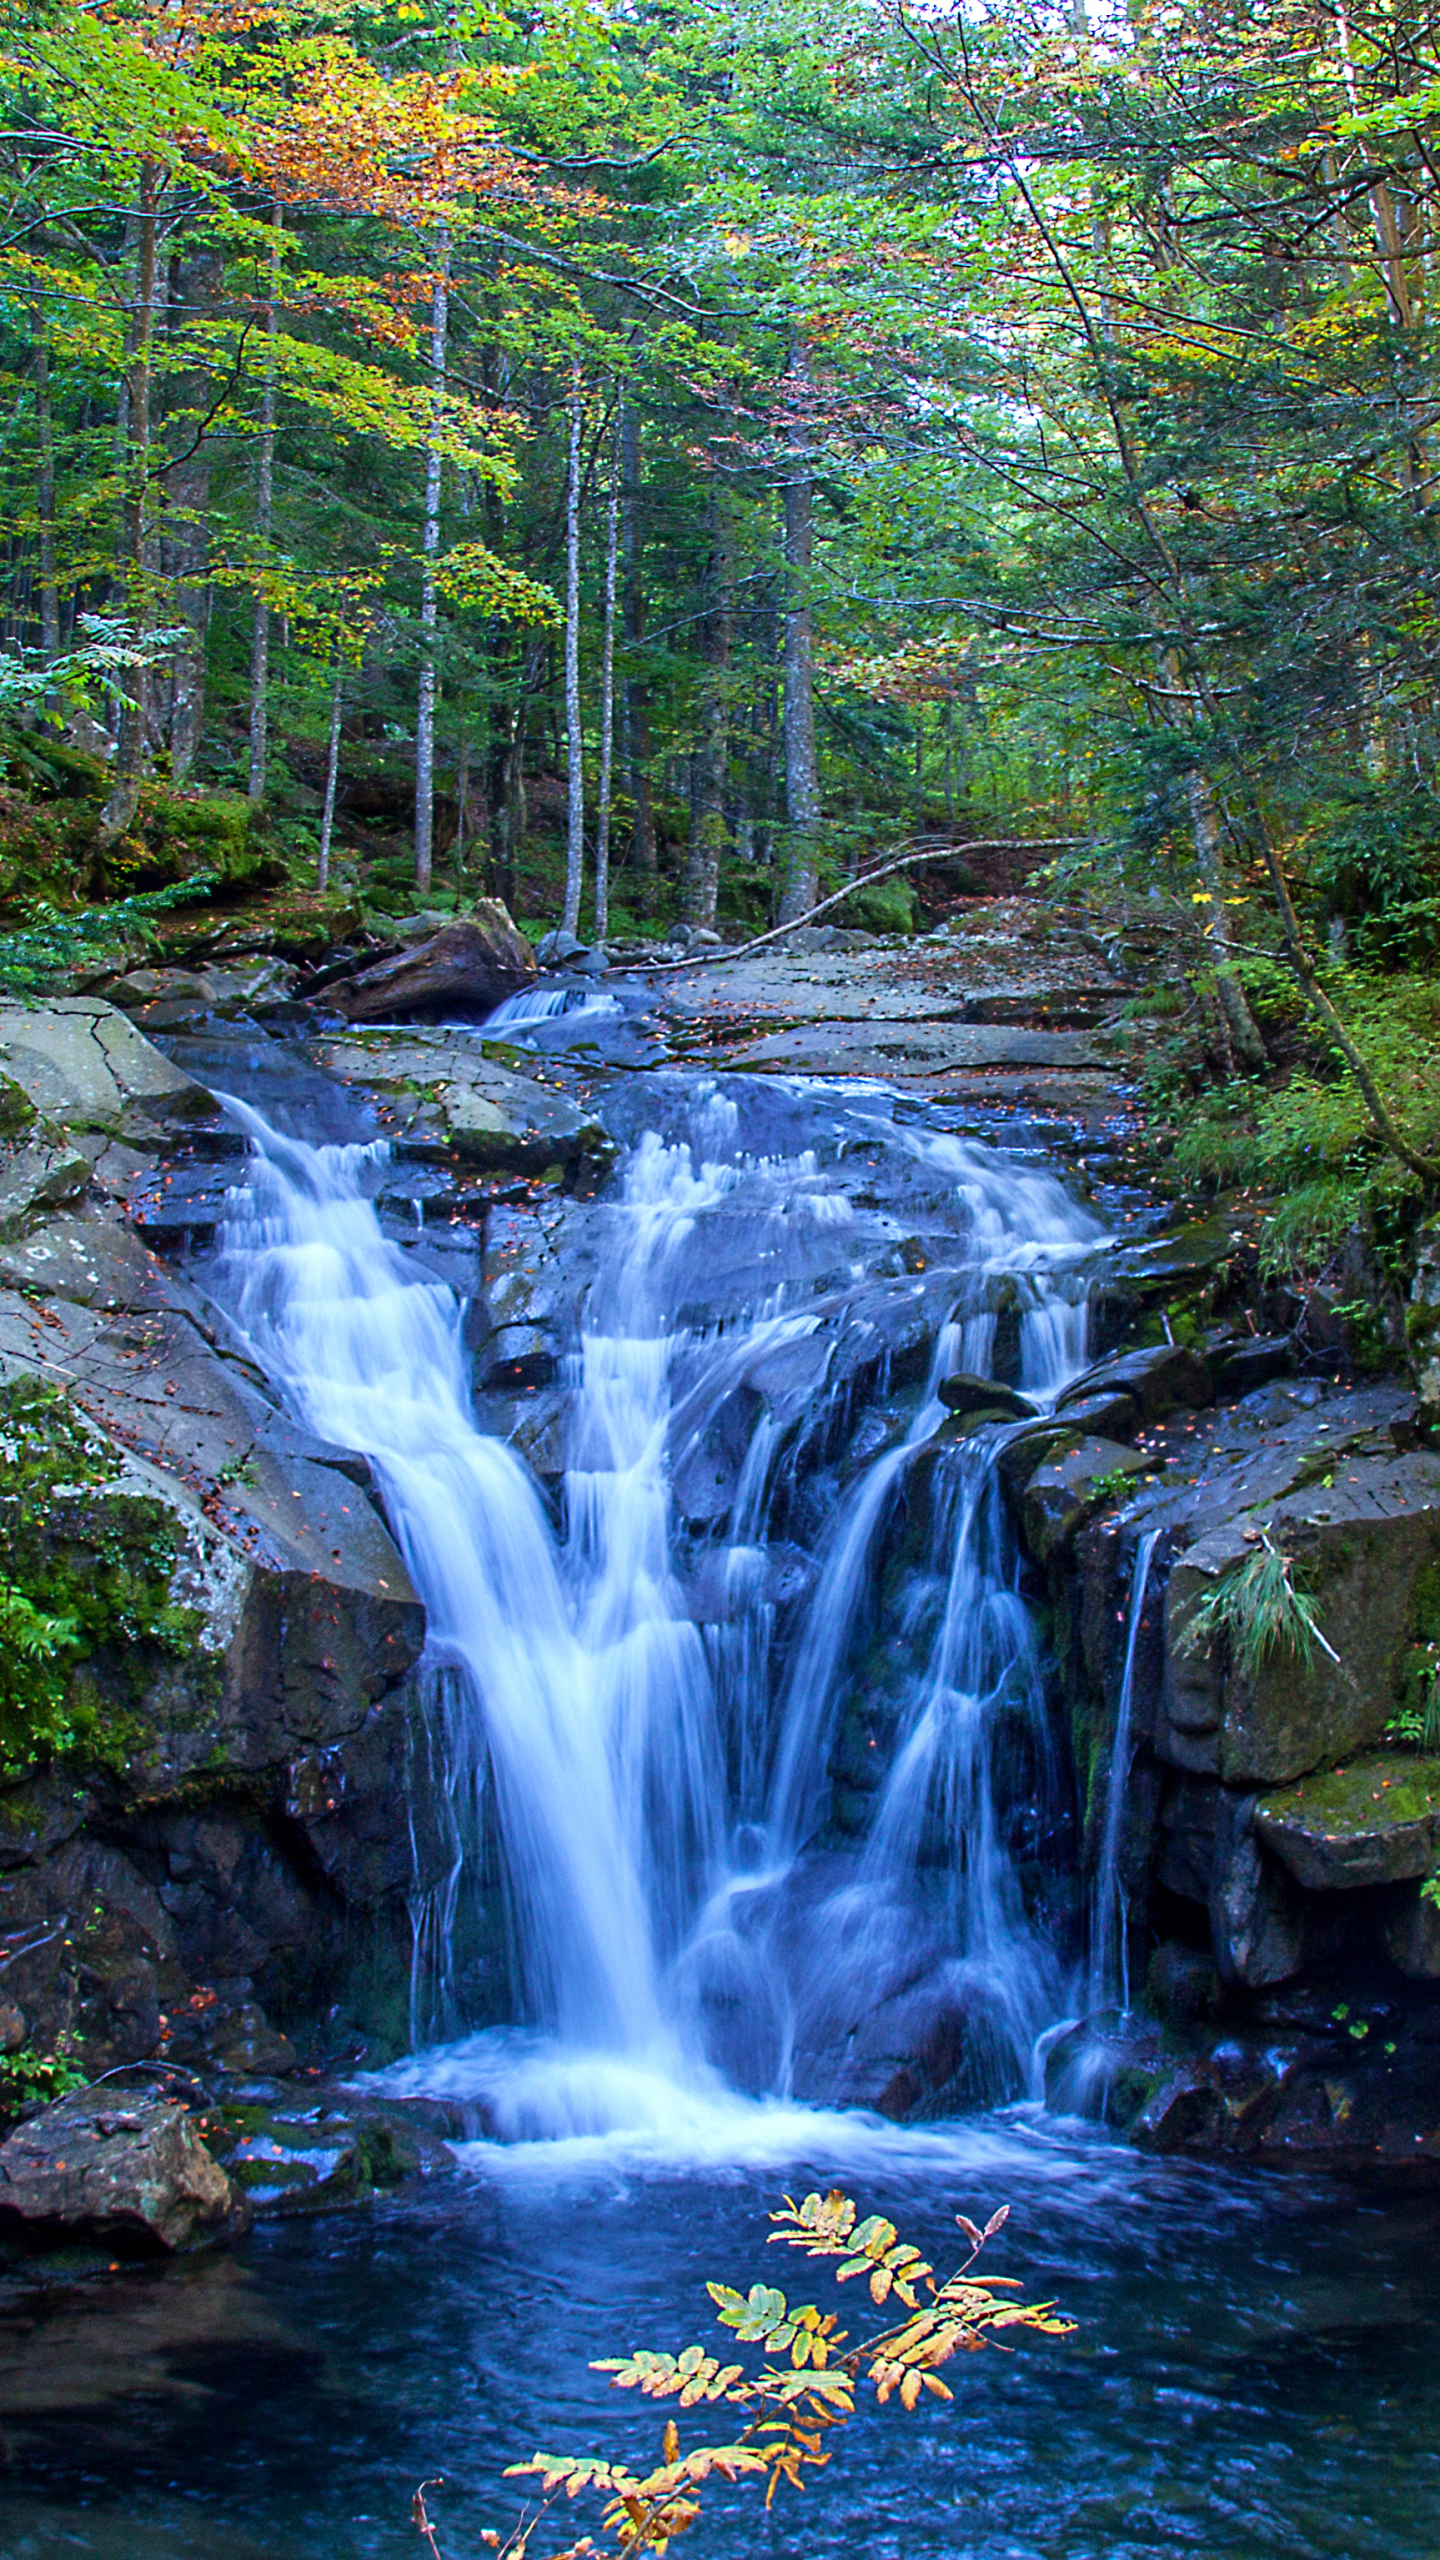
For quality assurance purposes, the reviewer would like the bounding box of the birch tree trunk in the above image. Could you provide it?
[594,403,620,945]
[247,212,280,808]
[778,343,820,924]
[33,315,60,667]
[165,247,221,784]
[684,481,732,933]
[561,364,585,937]
[317,653,343,892]
[414,233,449,894]
[620,395,657,910]
[101,156,158,843]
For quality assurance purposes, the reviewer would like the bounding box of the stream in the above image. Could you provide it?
[4,1050,1440,2558]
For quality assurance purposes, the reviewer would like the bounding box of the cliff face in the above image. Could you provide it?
[0,1001,458,2088]
[1013,1342,1440,2165]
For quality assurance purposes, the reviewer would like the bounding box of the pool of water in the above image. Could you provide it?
[3,2114,1438,2560]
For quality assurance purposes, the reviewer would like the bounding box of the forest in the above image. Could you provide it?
[4,0,1440,1288]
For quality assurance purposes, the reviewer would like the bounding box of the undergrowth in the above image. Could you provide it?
[1168,969,1440,1277]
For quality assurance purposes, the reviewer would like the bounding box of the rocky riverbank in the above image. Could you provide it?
[1,904,1438,2268]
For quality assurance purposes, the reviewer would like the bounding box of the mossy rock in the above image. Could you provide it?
[1255,1753,1440,1887]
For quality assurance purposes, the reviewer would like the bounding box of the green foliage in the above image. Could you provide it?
[0,1378,202,1779]
[454,2191,1072,2558]
[0,871,219,992]
[0,2042,86,2117]
[1181,1535,1336,1682]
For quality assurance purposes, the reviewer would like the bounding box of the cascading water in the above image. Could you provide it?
[211,1076,1106,2145]
[1087,1526,1162,2017]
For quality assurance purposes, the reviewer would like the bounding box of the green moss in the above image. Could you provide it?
[0,1378,205,1780]
[1261,1755,1440,1831]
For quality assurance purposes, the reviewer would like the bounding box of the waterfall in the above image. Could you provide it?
[1087,1528,1161,2017]
[211,1084,1104,2142]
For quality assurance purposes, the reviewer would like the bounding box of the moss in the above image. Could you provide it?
[1261,1755,1440,1832]
[0,1378,206,1780]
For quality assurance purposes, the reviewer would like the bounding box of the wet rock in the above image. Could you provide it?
[335,905,535,1022]
[937,1373,1036,1421]
[1049,1385,1140,1441]
[1255,1756,1440,1890]
[1209,1790,1311,1986]
[994,1416,1087,1501]
[311,1028,611,1185]
[1022,1437,1153,1565]
[203,2080,454,2215]
[0,2082,245,2252]
[1059,1342,1212,1422]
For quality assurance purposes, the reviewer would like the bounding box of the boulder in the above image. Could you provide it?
[0,999,210,1141]
[1050,1385,1140,1442]
[335,906,535,1023]
[1021,1437,1153,1565]
[1166,1448,1440,1785]
[536,928,584,964]
[1059,1343,1212,1422]
[937,1372,1036,1421]
[1255,1756,1440,1890]
[0,2082,245,2252]
[310,1028,612,1186]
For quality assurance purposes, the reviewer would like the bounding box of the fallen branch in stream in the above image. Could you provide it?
[620,837,1084,975]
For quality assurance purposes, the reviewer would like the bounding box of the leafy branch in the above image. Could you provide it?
[424,2190,1074,2560]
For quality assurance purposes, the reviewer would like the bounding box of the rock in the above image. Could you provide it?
[993,1416,1090,1501]
[311,1028,612,1185]
[0,2000,26,2051]
[536,928,585,964]
[335,905,536,1023]
[1059,1342,1212,1422]
[569,945,611,974]
[1021,1437,1153,1565]
[0,1137,91,1239]
[937,1373,1036,1421]
[205,2083,454,2215]
[1167,1447,1440,1785]
[1130,2066,1225,2153]
[1384,1881,1440,1978]
[1049,1385,1139,1441]
[1255,1756,1440,1889]
[0,2082,245,2252]
[1208,1335,1295,1398]
[1209,1790,1310,1986]
[0,999,210,1141]
[1146,1940,1219,2023]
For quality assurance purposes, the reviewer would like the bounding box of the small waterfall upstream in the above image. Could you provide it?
[213,1079,1106,2145]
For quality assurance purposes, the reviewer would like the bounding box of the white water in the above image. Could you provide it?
[1088,1527,1161,2018]
[215,1089,1104,2152]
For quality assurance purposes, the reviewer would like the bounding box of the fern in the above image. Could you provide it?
[0,871,220,993]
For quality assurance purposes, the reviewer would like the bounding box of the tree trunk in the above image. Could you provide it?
[317,654,343,892]
[594,404,620,944]
[414,234,449,894]
[620,395,656,908]
[562,364,584,936]
[164,247,221,783]
[101,156,158,842]
[943,697,954,830]
[779,343,820,923]
[247,212,280,808]
[33,314,60,668]
[684,482,733,933]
